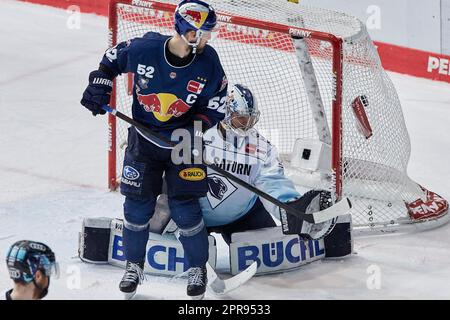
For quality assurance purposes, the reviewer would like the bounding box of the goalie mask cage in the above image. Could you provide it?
[107,0,449,235]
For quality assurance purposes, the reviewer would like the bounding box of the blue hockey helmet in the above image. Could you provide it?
[223,84,260,136]
[6,240,58,284]
[174,0,218,52]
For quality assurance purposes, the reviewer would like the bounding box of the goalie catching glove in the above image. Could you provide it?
[279,190,337,240]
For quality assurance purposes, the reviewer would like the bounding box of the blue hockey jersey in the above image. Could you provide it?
[100,32,228,135]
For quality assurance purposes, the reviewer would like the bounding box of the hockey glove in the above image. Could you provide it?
[279,190,337,240]
[80,69,113,116]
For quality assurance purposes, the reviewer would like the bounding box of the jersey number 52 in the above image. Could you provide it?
[137,64,155,79]
[208,96,227,113]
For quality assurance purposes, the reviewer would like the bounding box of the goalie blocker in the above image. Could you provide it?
[79,213,352,276]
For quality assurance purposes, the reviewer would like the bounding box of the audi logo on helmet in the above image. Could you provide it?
[9,268,21,279]
[29,242,48,251]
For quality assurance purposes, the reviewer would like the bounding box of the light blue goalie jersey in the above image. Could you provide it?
[199,124,301,227]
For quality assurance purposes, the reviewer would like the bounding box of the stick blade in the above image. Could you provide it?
[311,197,352,223]
[206,261,257,295]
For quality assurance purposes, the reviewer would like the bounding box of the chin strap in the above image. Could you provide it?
[181,34,199,54]
[181,29,208,54]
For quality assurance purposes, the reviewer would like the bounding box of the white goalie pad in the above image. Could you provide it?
[80,216,352,277]
[229,214,353,275]
[79,217,217,277]
[229,227,326,275]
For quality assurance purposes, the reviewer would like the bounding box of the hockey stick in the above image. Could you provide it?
[102,105,351,224]
[206,261,257,295]
[170,229,257,295]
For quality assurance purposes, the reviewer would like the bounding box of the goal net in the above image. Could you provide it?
[108,0,449,234]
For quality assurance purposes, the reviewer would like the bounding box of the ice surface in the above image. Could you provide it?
[0,0,449,299]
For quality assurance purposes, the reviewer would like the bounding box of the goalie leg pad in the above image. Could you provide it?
[324,214,353,258]
[79,217,112,263]
[79,217,218,276]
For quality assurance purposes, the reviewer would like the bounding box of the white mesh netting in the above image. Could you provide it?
[110,0,448,233]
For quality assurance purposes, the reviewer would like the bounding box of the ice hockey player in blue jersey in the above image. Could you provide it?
[80,0,227,300]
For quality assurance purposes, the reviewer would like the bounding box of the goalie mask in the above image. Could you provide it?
[174,0,218,53]
[223,84,260,136]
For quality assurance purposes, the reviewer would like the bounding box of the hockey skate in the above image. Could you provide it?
[187,265,207,300]
[119,261,145,300]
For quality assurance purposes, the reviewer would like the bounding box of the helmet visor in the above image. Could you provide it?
[196,25,220,41]
[39,254,60,279]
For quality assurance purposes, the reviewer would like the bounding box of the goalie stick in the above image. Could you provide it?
[206,261,257,295]
[102,105,350,224]
[170,230,258,296]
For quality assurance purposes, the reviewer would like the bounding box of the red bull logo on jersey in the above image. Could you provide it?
[137,92,191,122]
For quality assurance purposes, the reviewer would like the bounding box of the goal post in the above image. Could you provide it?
[107,0,449,234]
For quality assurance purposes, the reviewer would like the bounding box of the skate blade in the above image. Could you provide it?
[123,291,137,300]
[189,293,205,300]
